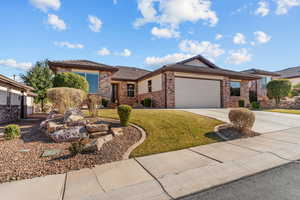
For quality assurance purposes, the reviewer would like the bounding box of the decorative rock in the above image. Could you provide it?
[47,110,61,120]
[89,131,110,138]
[41,149,62,157]
[84,134,113,152]
[86,124,110,133]
[110,127,123,137]
[50,126,88,143]
[47,121,65,133]
[64,109,84,123]
[66,120,87,127]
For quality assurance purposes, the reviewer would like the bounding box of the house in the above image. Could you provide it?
[276,66,300,86]
[48,55,259,108]
[242,69,280,101]
[0,74,36,124]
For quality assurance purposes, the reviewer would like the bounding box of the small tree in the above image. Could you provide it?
[47,87,87,114]
[87,94,101,117]
[229,108,255,136]
[21,60,53,111]
[53,72,89,93]
[267,79,291,105]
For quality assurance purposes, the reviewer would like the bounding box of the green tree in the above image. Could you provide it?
[53,72,89,93]
[21,60,53,111]
[267,79,292,105]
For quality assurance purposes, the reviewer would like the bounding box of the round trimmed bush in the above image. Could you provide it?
[4,124,20,140]
[117,105,132,127]
[228,108,255,134]
[53,72,89,93]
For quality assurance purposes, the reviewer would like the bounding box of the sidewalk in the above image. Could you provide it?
[1,127,300,200]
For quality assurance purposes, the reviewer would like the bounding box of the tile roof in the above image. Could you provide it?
[112,66,150,81]
[277,66,300,79]
[48,60,118,72]
[241,68,280,76]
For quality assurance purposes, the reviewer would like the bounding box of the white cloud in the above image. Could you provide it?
[145,53,193,66]
[97,48,111,56]
[179,40,225,59]
[134,0,218,29]
[233,33,246,45]
[276,0,300,15]
[119,49,132,57]
[29,0,61,12]
[254,31,272,44]
[88,15,102,32]
[151,27,180,38]
[226,49,252,65]
[47,14,66,30]
[215,34,223,40]
[0,59,33,70]
[54,41,84,49]
[255,1,270,16]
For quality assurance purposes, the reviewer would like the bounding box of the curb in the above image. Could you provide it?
[122,123,147,160]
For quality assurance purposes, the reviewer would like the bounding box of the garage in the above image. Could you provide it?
[175,77,221,108]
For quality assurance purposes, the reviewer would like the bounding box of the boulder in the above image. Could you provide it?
[47,121,65,133]
[86,124,110,133]
[64,109,84,123]
[84,134,113,152]
[67,120,88,127]
[50,126,88,143]
[110,127,123,137]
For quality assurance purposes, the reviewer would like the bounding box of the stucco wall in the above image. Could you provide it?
[138,74,162,94]
[288,77,300,86]
[0,86,7,105]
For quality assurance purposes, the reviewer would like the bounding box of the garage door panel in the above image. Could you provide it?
[175,77,221,108]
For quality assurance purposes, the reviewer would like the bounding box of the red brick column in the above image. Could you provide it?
[164,71,175,108]
[221,77,230,108]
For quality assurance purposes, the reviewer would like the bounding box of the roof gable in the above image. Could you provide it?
[176,55,219,69]
[277,66,300,78]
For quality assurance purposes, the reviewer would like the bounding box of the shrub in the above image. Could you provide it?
[142,98,152,107]
[102,99,109,107]
[87,94,101,117]
[228,108,255,135]
[251,101,260,110]
[267,79,291,105]
[238,100,245,107]
[4,124,20,140]
[47,87,87,114]
[117,105,132,126]
[53,72,89,93]
[68,139,87,155]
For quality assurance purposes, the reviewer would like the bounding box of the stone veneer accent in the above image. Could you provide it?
[138,91,165,108]
[164,72,175,108]
[0,105,21,124]
[118,81,138,106]
[99,72,112,99]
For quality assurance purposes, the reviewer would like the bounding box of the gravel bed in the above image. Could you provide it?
[0,116,141,183]
[217,124,260,140]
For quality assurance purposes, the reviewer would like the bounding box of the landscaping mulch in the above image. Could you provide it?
[217,124,260,140]
[0,115,141,183]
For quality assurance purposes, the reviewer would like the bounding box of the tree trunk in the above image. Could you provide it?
[41,99,45,112]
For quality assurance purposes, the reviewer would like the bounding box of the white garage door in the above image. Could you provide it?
[175,77,221,108]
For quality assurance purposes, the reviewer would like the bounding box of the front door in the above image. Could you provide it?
[111,83,119,103]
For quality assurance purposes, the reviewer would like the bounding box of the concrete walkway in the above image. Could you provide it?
[2,127,300,200]
[182,109,300,133]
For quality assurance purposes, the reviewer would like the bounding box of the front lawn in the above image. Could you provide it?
[98,109,224,157]
[266,109,300,115]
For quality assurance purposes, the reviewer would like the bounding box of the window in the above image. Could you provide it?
[148,80,152,93]
[230,81,241,96]
[261,76,271,89]
[74,72,99,94]
[127,84,135,97]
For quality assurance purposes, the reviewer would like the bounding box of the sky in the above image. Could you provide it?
[1,0,300,81]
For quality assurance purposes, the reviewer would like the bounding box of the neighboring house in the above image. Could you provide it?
[0,74,36,124]
[48,55,259,108]
[242,69,280,100]
[276,66,300,86]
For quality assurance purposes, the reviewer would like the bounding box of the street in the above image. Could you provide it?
[179,162,300,200]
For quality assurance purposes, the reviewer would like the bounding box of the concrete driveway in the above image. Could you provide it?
[182,109,300,133]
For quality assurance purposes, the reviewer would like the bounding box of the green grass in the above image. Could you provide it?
[98,109,224,157]
[267,109,300,115]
